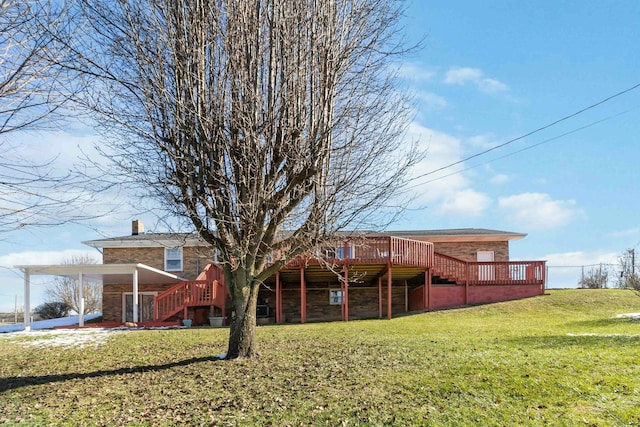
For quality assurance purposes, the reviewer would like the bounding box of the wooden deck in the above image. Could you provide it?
[151,236,546,324]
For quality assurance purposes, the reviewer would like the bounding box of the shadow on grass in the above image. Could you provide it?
[507,333,640,350]
[0,354,224,392]
[564,317,640,329]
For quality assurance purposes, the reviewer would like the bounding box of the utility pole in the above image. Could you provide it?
[14,294,17,324]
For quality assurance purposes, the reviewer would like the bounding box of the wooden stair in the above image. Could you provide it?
[432,252,466,285]
[154,264,226,322]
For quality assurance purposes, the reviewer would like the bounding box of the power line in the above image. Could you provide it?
[408,106,638,188]
[409,81,640,184]
[547,264,617,268]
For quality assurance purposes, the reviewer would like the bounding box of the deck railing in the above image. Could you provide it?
[289,236,434,268]
[432,252,467,283]
[154,264,226,321]
[433,252,546,286]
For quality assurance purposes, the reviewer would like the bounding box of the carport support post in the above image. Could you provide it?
[23,269,31,331]
[132,268,139,323]
[78,271,85,327]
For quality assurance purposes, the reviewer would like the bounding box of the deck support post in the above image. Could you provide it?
[378,276,382,318]
[404,280,408,312]
[424,269,429,311]
[342,264,349,322]
[465,263,469,305]
[387,265,393,320]
[300,266,306,323]
[275,271,282,324]
[133,268,139,323]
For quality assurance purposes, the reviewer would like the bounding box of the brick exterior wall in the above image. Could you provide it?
[408,283,544,312]
[102,282,178,322]
[103,246,216,280]
[260,281,410,323]
[431,241,509,262]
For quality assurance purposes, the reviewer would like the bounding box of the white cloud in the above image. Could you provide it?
[404,123,492,218]
[443,67,509,94]
[489,174,509,185]
[397,63,437,82]
[437,189,491,217]
[444,67,483,84]
[414,91,448,110]
[0,249,100,268]
[542,250,620,289]
[466,133,497,149]
[407,124,467,202]
[543,251,618,267]
[478,78,508,93]
[607,227,640,238]
[533,177,548,185]
[498,192,578,229]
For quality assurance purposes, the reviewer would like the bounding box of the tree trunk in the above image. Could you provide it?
[226,268,260,359]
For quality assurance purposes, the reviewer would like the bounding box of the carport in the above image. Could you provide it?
[14,263,184,331]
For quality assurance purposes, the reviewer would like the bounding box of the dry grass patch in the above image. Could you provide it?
[1,289,639,426]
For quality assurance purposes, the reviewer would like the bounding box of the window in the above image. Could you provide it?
[322,245,355,260]
[123,292,157,322]
[477,251,495,281]
[165,247,183,271]
[335,246,354,260]
[329,289,343,305]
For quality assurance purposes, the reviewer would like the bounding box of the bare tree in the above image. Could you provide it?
[617,249,640,290]
[0,1,87,233]
[45,254,102,315]
[0,1,67,134]
[65,0,419,359]
[578,265,609,289]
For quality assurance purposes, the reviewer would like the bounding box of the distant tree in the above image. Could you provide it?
[616,248,640,290]
[578,265,609,289]
[34,301,71,319]
[45,255,102,314]
[63,0,419,359]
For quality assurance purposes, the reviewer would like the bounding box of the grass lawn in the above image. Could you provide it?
[1,289,639,426]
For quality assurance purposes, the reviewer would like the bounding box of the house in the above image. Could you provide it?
[82,220,546,325]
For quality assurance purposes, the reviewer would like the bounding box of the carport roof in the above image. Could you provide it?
[13,263,184,284]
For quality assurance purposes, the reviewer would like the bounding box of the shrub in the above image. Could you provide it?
[34,301,72,319]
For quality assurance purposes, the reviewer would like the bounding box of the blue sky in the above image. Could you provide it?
[2,1,640,311]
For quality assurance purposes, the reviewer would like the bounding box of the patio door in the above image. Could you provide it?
[123,293,156,322]
[477,251,495,281]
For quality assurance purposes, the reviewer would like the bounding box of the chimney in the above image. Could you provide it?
[132,219,144,235]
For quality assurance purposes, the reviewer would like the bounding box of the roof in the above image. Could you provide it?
[380,228,526,242]
[83,233,208,249]
[83,228,526,249]
[14,263,185,284]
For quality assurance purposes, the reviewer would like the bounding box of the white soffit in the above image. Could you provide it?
[13,263,184,285]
